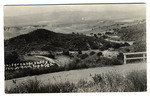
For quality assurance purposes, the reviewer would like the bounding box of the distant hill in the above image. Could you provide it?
[118,22,146,42]
[4,29,105,54]
[117,22,146,52]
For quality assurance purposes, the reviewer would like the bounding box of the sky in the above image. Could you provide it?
[4,4,146,17]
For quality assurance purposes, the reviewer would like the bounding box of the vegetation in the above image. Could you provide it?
[5,70,146,93]
[5,54,123,80]
[78,53,89,59]
[47,51,55,59]
[5,51,21,64]
[97,52,103,57]
[118,23,146,52]
[4,29,105,55]
[118,23,146,41]
[63,50,70,56]
[4,20,147,93]
[89,51,96,56]
[5,28,132,58]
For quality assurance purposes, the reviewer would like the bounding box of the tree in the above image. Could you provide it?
[78,49,82,54]
[98,33,101,37]
[89,51,96,56]
[72,32,75,34]
[90,33,93,36]
[63,50,70,56]
[94,34,98,38]
[117,52,124,63]
[97,52,102,57]
[48,51,55,59]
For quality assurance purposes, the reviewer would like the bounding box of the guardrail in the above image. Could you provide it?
[123,52,146,64]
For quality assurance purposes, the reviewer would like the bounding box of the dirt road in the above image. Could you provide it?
[5,63,146,90]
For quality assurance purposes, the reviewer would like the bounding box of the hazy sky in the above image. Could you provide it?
[4,4,146,17]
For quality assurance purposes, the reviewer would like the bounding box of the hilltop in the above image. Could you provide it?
[4,29,106,54]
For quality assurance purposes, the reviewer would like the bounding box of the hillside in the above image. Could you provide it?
[118,22,146,41]
[117,22,146,52]
[4,29,105,54]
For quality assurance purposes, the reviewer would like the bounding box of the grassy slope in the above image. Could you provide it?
[117,23,146,52]
[118,23,146,41]
[5,69,146,93]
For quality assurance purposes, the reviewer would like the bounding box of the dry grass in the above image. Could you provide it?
[5,70,146,93]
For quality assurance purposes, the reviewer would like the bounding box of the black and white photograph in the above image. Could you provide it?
[4,3,147,93]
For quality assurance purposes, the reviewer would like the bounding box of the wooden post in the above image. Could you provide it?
[124,54,126,64]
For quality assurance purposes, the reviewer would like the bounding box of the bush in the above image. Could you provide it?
[126,70,147,91]
[78,50,82,54]
[125,48,130,52]
[6,78,76,93]
[96,57,122,66]
[89,51,96,56]
[117,52,124,61]
[65,57,89,70]
[63,50,70,56]
[97,52,102,57]
[47,51,55,59]
[78,53,89,59]
[66,58,81,70]
[124,42,130,46]
[112,43,122,49]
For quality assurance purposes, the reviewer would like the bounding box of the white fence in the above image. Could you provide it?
[123,52,146,64]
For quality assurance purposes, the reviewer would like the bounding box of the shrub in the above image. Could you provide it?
[125,48,130,52]
[110,57,123,65]
[126,70,147,91]
[78,53,89,59]
[96,57,122,66]
[124,42,130,46]
[89,51,96,56]
[97,52,102,57]
[63,50,70,56]
[66,58,81,70]
[6,78,76,93]
[112,43,122,49]
[78,50,82,54]
[47,51,55,59]
[117,52,124,61]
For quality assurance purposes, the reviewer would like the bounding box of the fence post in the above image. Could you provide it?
[124,54,126,64]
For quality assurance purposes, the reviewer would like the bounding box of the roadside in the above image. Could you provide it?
[5,63,146,90]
